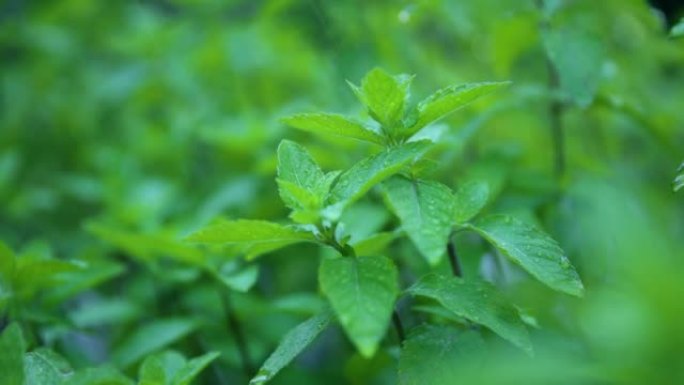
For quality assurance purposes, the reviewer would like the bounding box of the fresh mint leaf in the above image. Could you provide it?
[281,113,385,145]
[349,68,413,131]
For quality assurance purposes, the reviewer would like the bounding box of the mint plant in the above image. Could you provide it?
[187,68,584,384]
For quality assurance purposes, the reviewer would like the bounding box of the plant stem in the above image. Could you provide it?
[392,310,405,343]
[447,238,463,277]
[218,289,254,378]
[536,0,566,178]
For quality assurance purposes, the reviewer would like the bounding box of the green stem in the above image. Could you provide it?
[218,289,255,378]
[447,238,463,278]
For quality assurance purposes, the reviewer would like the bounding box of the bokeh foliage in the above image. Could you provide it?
[1,0,683,384]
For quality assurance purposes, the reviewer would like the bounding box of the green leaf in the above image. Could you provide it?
[250,311,332,385]
[466,215,584,296]
[543,26,603,107]
[217,263,259,293]
[87,223,204,266]
[349,68,413,129]
[352,232,400,256]
[407,82,509,135]
[0,323,25,385]
[138,354,166,385]
[64,367,133,385]
[186,219,317,260]
[25,348,73,385]
[276,140,325,210]
[328,141,431,211]
[319,256,398,357]
[138,351,186,385]
[674,162,684,192]
[383,176,454,266]
[399,325,485,385]
[281,113,385,145]
[0,241,14,282]
[112,318,197,368]
[670,18,684,38]
[408,274,531,353]
[171,351,220,385]
[453,180,490,223]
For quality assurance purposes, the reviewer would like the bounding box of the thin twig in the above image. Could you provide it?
[219,290,254,378]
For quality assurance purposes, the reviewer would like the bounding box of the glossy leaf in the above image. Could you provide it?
[349,68,412,129]
[407,82,509,135]
[250,311,332,385]
[112,318,197,368]
[408,274,531,353]
[319,256,398,357]
[328,140,431,210]
[25,348,73,385]
[0,323,25,385]
[281,113,385,145]
[399,325,485,385]
[467,215,584,296]
[383,176,454,265]
[453,180,490,223]
[186,219,317,260]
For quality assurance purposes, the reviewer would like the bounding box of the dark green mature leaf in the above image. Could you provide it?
[674,162,684,192]
[281,113,385,145]
[25,348,73,385]
[186,219,317,260]
[467,215,584,296]
[349,68,413,129]
[171,351,220,385]
[0,323,25,385]
[408,274,531,353]
[250,311,332,385]
[319,256,398,357]
[407,82,509,135]
[64,367,133,385]
[383,176,454,266]
[327,141,431,213]
[399,325,485,385]
[543,26,603,107]
[112,318,197,368]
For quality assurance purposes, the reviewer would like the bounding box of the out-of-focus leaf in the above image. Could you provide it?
[112,318,197,368]
[543,25,603,107]
[399,325,485,385]
[408,274,531,353]
[383,176,454,266]
[349,68,412,130]
[186,219,317,260]
[671,18,684,38]
[139,351,186,385]
[218,263,259,293]
[352,232,400,256]
[466,215,584,296]
[24,348,73,385]
[250,311,331,385]
[171,351,220,385]
[406,82,509,135]
[87,223,204,266]
[0,323,25,385]
[319,256,398,357]
[45,260,125,305]
[281,114,385,145]
[64,367,133,385]
[453,180,490,223]
[328,141,431,212]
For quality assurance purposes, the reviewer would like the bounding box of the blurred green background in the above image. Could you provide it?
[1,0,684,384]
